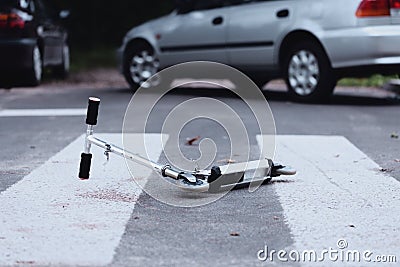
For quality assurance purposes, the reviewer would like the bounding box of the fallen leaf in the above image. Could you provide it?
[273,216,280,220]
[218,159,237,164]
[186,136,200,146]
[230,232,240,237]
[334,154,340,158]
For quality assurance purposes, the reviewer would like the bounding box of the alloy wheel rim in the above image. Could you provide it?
[129,50,159,88]
[288,50,320,96]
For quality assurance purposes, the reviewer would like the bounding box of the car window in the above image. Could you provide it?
[225,0,279,6]
[225,0,251,6]
[177,0,265,14]
[192,0,224,11]
[176,0,226,14]
[253,0,282,2]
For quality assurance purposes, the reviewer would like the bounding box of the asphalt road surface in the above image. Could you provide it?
[0,75,399,266]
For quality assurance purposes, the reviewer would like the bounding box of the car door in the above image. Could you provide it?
[227,0,295,71]
[158,0,229,66]
[34,0,63,66]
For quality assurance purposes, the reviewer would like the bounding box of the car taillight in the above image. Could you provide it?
[391,0,400,8]
[356,0,391,17]
[0,13,25,29]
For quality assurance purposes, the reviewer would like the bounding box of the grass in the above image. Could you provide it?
[338,74,398,87]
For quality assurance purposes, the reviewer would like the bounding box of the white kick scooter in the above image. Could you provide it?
[78,97,296,193]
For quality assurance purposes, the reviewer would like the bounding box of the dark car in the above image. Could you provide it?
[0,0,69,87]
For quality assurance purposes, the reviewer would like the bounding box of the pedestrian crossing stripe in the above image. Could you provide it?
[0,134,166,266]
[260,135,400,261]
[0,109,87,117]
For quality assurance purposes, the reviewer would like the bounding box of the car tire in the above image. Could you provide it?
[283,41,336,102]
[25,45,43,86]
[123,43,159,91]
[249,74,270,90]
[53,45,70,79]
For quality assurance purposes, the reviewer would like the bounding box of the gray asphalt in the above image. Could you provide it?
[0,82,399,266]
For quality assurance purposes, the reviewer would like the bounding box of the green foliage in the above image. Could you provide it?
[338,74,398,87]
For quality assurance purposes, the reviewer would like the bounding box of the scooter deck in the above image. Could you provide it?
[169,161,296,193]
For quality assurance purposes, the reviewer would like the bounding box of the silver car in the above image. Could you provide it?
[118,0,400,101]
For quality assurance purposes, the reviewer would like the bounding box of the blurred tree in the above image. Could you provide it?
[45,0,174,49]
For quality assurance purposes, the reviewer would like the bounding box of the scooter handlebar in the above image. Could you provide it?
[86,97,100,125]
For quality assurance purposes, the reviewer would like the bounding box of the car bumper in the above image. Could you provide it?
[0,38,36,71]
[323,25,400,70]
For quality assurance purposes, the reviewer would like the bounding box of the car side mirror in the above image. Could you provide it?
[59,10,70,19]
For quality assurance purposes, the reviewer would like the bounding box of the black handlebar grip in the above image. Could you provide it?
[86,97,100,125]
[79,153,92,180]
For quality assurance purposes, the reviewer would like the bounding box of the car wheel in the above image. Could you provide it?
[25,45,42,86]
[123,43,159,91]
[283,41,336,102]
[53,45,70,79]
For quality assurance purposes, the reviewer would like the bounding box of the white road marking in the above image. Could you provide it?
[0,134,167,266]
[0,109,87,117]
[258,135,400,264]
